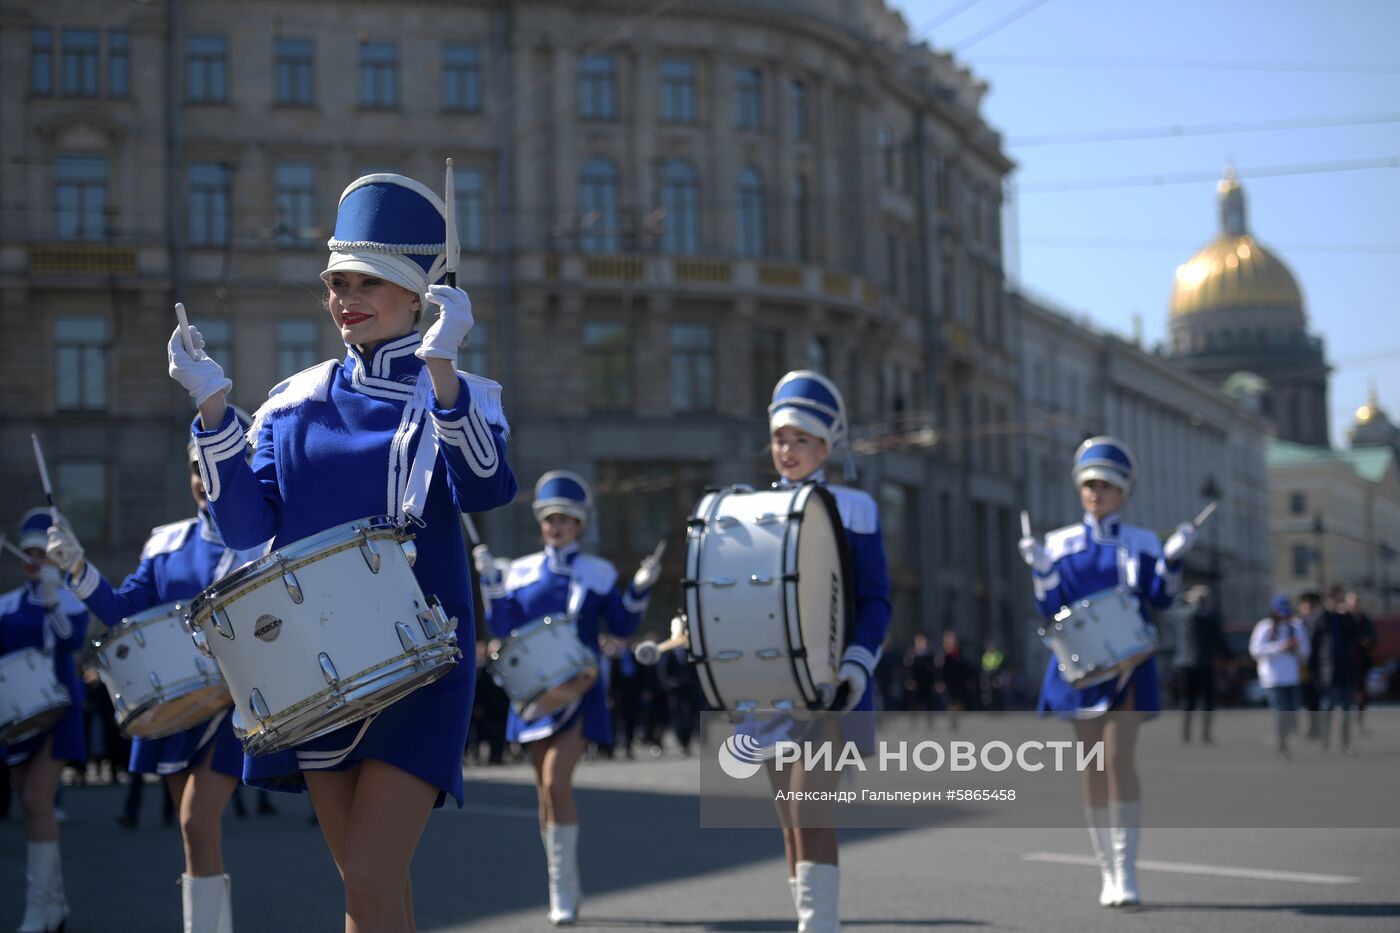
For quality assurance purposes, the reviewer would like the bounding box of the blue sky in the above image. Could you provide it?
[892,0,1400,446]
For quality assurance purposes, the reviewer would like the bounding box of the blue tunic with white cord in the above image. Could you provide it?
[68,514,264,777]
[484,543,645,744]
[0,585,88,766]
[191,332,517,806]
[1031,512,1177,716]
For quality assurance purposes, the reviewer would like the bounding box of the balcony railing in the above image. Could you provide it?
[30,244,137,275]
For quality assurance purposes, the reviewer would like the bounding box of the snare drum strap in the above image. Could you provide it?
[399,374,438,525]
[1116,543,1139,592]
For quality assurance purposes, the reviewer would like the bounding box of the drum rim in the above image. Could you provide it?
[188,516,409,622]
[93,600,192,650]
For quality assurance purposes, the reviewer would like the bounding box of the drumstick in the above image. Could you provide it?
[444,158,458,288]
[31,434,55,510]
[460,512,481,549]
[1020,510,1032,539]
[174,302,195,357]
[634,632,689,667]
[0,535,39,567]
[1192,500,1218,530]
[648,539,666,563]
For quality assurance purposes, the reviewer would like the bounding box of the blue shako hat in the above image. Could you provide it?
[322,174,457,297]
[768,370,847,450]
[1271,594,1294,616]
[18,507,56,551]
[1072,435,1136,493]
[532,470,593,527]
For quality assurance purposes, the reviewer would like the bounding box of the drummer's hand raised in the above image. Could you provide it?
[36,564,63,609]
[416,285,475,361]
[632,553,663,593]
[45,514,85,576]
[1017,535,1053,574]
[472,544,503,587]
[168,325,231,407]
[1163,522,1197,563]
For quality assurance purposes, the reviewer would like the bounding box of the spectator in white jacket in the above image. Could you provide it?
[1250,595,1312,758]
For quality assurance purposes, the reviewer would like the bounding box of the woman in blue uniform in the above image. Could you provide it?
[1017,436,1196,908]
[167,173,517,932]
[764,371,892,933]
[472,471,659,925]
[46,418,263,932]
[2,508,88,933]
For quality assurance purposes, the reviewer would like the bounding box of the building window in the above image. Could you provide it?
[1292,543,1310,578]
[807,335,828,374]
[442,43,481,113]
[62,29,99,97]
[107,30,129,98]
[672,324,715,413]
[54,155,107,241]
[879,126,894,188]
[584,322,632,413]
[659,57,694,123]
[789,79,806,139]
[752,327,785,415]
[880,483,911,572]
[794,175,811,262]
[458,323,488,376]
[274,163,315,245]
[579,157,620,254]
[359,42,397,109]
[456,167,485,252]
[55,317,108,411]
[579,53,616,120]
[187,35,228,103]
[276,319,319,378]
[55,461,106,542]
[737,166,765,257]
[1290,492,1306,515]
[734,66,762,129]
[275,38,314,106]
[188,162,230,247]
[660,159,698,255]
[32,27,53,95]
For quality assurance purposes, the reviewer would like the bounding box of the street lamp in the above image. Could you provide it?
[1312,515,1326,593]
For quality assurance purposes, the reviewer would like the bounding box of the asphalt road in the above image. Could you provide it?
[3,749,1398,932]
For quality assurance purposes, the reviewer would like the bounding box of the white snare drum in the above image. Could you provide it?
[683,483,851,712]
[1041,587,1157,689]
[188,517,459,755]
[93,601,230,739]
[489,616,599,721]
[0,648,71,744]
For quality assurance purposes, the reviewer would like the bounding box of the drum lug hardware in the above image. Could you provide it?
[148,671,162,692]
[734,701,758,712]
[212,609,235,640]
[782,572,800,583]
[707,577,736,588]
[357,534,382,574]
[396,622,418,653]
[749,575,773,585]
[191,629,213,658]
[754,512,780,525]
[714,650,742,662]
[281,564,304,605]
[319,653,340,685]
[417,607,443,639]
[97,652,110,670]
[1070,653,1080,663]
[113,694,127,713]
[714,516,740,529]
[756,648,782,660]
[249,689,271,723]
[686,517,707,529]
[132,628,145,648]
[399,538,418,567]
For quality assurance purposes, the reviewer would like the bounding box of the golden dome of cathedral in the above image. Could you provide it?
[1354,384,1387,426]
[1169,172,1304,318]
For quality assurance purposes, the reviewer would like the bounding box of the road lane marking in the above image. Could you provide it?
[1022,852,1361,885]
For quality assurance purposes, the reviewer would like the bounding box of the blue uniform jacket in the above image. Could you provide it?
[0,583,88,765]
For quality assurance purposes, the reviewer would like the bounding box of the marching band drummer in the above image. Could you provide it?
[1,508,89,933]
[46,413,264,933]
[472,471,661,925]
[167,173,517,933]
[1017,436,1196,908]
[763,371,892,933]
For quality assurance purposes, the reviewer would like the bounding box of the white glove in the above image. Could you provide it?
[632,554,662,594]
[416,285,476,361]
[669,614,687,642]
[1018,535,1052,574]
[1164,522,1197,563]
[45,514,84,575]
[472,544,503,587]
[819,661,869,713]
[167,325,231,406]
[37,564,63,609]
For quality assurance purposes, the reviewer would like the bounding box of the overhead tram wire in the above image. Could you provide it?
[1018,156,1400,193]
[1018,237,1400,255]
[1010,113,1400,147]
[908,0,984,40]
[965,53,1400,75]
[950,0,1052,52]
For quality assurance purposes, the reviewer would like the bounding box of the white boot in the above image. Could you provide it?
[1084,807,1118,907]
[794,861,840,933]
[182,874,234,933]
[1110,799,1143,907]
[543,823,579,925]
[18,840,67,933]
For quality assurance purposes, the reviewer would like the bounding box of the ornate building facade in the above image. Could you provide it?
[1167,171,1331,446]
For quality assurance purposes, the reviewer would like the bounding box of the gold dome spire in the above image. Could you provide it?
[1169,171,1304,318]
[1355,382,1386,425]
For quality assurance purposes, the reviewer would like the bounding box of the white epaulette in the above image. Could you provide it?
[140,518,197,561]
[828,484,879,535]
[1044,523,1088,562]
[250,359,339,437]
[1120,524,1164,558]
[0,587,23,617]
[463,372,510,436]
[572,554,619,595]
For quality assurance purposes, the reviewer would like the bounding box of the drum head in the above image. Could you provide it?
[789,484,854,701]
